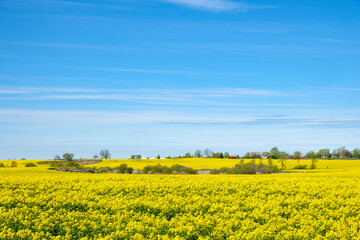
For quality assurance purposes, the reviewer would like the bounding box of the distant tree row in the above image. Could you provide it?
[53,149,111,160]
[49,146,359,161]
[176,146,360,160]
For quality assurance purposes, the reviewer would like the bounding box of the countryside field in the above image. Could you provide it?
[1,159,360,239]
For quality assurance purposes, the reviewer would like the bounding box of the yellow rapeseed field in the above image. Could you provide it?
[87,158,360,171]
[0,159,360,239]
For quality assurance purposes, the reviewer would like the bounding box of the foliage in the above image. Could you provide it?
[306,151,316,159]
[278,159,286,169]
[210,163,279,174]
[244,152,261,159]
[143,164,197,174]
[24,163,37,167]
[116,164,133,174]
[317,149,331,159]
[310,159,318,169]
[51,161,80,168]
[294,164,308,169]
[269,147,279,159]
[62,153,74,161]
[130,155,142,159]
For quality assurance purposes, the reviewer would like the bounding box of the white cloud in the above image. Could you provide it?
[161,0,275,12]
[1,109,359,129]
[0,86,282,105]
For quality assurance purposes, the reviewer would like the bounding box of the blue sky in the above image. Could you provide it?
[1,0,360,159]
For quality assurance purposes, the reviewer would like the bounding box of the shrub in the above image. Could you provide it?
[143,164,196,174]
[67,161,80,168]
[11,161,17,167]
[51,161,79,168]
[213,163,278,175]
[0,163,5,168]
[181,167,197,174]
[51,162,65,168]
[98,167,112,173]
[219,167,230,174]
[170,164,197,174]
[126,167,134,174]
[143,165,152,174]
[170,164,184,173]
[238,163,257,174]
[310,159,318,169]
[117,164,128,173]
[210,169,221,174]
[294,165,307,169]
[25,163,37,167]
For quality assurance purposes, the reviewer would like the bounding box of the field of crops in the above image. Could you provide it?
[74,158,360,171]
[1,159,360,239]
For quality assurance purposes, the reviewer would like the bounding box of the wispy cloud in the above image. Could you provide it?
[312,87,360,93]
[8,0,92,7]
[0,86,280,95]
[161,0,276,12]
[31,0,89,6]
[9,63,258,76]
[67,66,260,76]
[1,109,359,129]
[0,41,132,51]
[156,117,360,128]
[0,86,282,105]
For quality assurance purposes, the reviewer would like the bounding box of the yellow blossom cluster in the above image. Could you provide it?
[1,169,360,239]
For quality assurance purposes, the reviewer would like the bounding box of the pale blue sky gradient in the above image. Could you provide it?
[1,0,360,159]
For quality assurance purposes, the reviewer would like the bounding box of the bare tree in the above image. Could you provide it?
[99,149,111,159]
[54,154,61,160]
[203,148,212,157]
[194,150,202,158]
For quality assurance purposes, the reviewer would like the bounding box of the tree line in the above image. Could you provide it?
[174,146,360,159]
[53,149,111,161]
[51,146,360,161]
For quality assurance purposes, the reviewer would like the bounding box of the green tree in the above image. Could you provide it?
[63,153,74,161]
[278,159,286,169]
[293,151,302,166]
[157,155,160,159]
[310,159,318,169]
[269,147,279,159]
[219,152,224,159]
[317,149,330,159]
[340,149,352,158]
[306,151,316,159]
[353,148,360,158]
